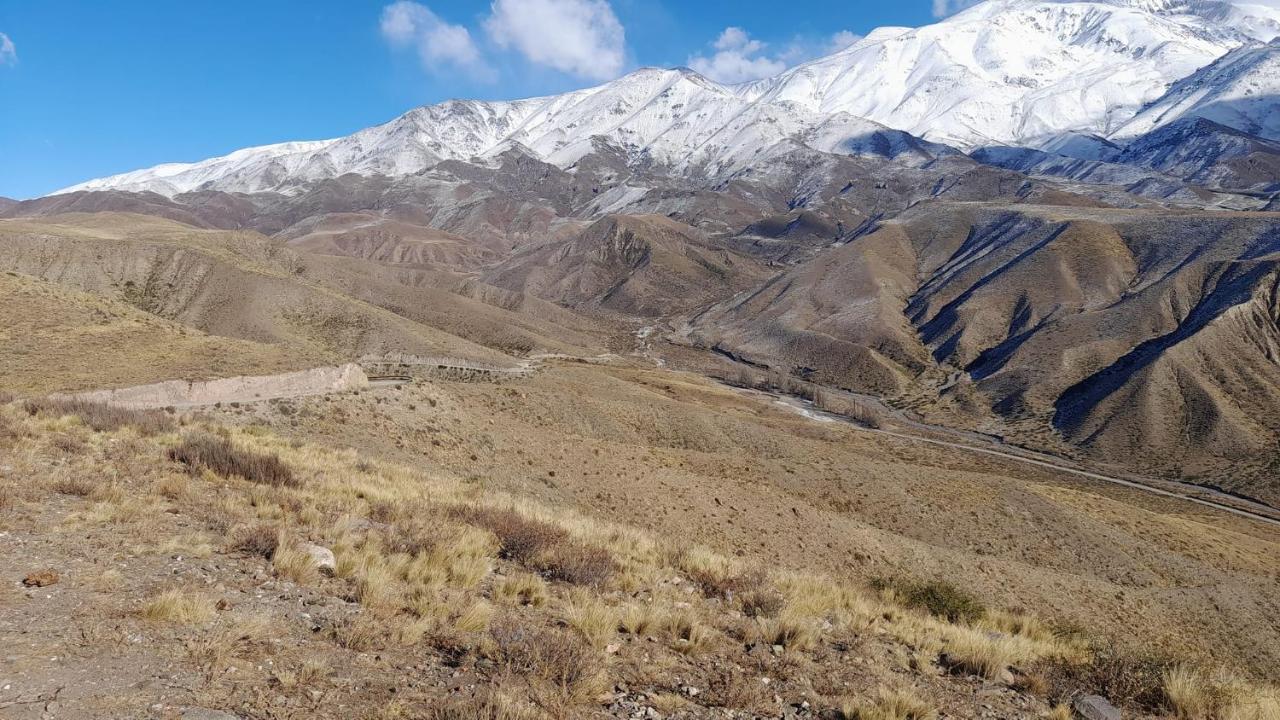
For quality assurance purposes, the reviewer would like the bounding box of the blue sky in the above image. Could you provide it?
[0,1,946,199]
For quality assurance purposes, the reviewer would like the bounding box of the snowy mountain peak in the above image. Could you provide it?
[53,0,1280,197]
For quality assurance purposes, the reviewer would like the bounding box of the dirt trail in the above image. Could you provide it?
[747,388,1280,530]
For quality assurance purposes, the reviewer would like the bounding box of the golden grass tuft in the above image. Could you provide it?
[562,592,618,648]
[142,587,216,624]
[940,629,1016,680]
[271,541,319,584]
[493,572,549,607]
[838,688,937,720]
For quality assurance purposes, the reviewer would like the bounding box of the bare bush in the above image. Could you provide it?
[459,508,567,563]
[488,618,604,705]
[536,542,616,587]
[24,397,176,436]
[229,523,281,559]
[168,433,298,488]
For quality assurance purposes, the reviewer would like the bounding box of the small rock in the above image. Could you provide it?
[998,668,1017,686]
[1073,695,1122,720]
[302,544,336,576]
[182,708,242,720]
[605,643,621,654]
[22,569,59,588]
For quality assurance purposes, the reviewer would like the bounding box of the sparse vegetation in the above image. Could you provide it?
[1,369,1275,720]
[142,587,215,624]
[876,578,986,624]
[23,397,176,435]
[168,432,298,487]
[838,688,937,720]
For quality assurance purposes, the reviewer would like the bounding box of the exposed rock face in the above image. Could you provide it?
[49,364,369,409]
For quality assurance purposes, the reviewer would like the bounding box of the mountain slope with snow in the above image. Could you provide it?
[54,0,1280,198]
[740,0,1280,147]
[1117,39,1280,141]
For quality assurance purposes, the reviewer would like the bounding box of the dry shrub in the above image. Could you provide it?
[52,475,96,497]
[455,507,613,586]
[51,433,88,454]
[837,688,936,720]
[536,542,615,587]
[24,398,175,436]
[168,433,298,488]
[488,618,605,707]
[1040,644,1171,713]
[704,668,773,713]
[876,578,985,624]
[741,588,785,618]
[229,523,281,559]
[460,508,566,563]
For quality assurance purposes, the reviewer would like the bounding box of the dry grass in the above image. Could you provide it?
[271,540,319,584]
[838,688,937,720]
[1162,665,1280,720]
[662,610,717,655]
[487,618,606,708]
[562,592,618,648]
[23,397,176,436]
[168,432,298,487]
[52,474,97,497]
[618,602,661,637]
[142,587,215,624]
[756,613,819,652]
[941,629,1017,680]
[493,572,549,607]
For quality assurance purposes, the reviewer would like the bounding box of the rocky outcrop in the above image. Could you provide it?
[51,364,369,410]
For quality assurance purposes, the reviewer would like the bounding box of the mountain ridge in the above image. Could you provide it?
[55,0,1280,199]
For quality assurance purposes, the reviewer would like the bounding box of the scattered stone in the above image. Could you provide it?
[22,569,59,587]
[1073,695,1122,720]
[302,544,336,576]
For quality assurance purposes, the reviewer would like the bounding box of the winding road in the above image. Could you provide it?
[735,385,1280,530]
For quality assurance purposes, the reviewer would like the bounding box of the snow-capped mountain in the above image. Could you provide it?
[1117,38,1280,141]
[741,0,1279,147]
[55,0,1280,198]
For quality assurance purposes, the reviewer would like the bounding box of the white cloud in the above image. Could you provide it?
[687,27,787,84]
[688,28,857,85]
[380,2,491,79]
[826,30,861,54]
[484,0,626,81]
[0,33,16,66]
[932,0,983,18]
